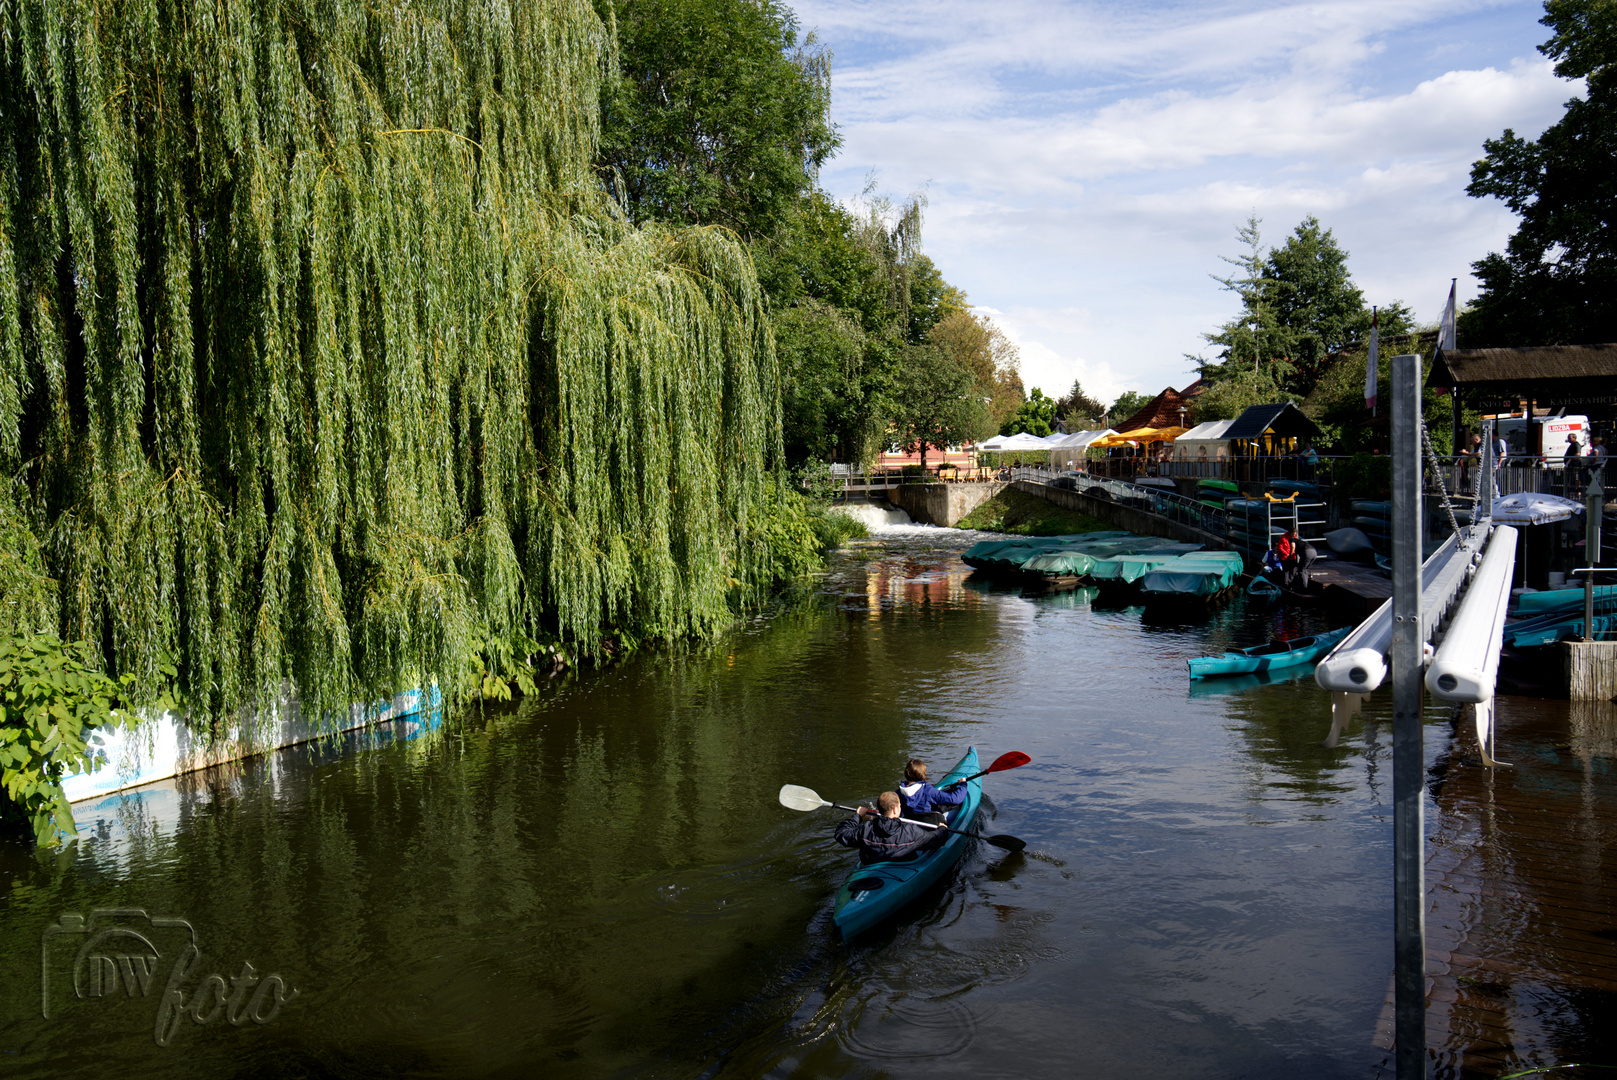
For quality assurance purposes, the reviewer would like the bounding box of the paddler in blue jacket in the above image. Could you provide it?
[897,758,966,823]
[834,791,944,865]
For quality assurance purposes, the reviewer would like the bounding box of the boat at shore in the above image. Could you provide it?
[832,747,984,939]
[1139,551,1245,603]
[1188,626,1351,679]
[1090,547,1203,586]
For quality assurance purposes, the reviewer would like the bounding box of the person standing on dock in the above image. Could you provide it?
[897,759,967,824]
[834,792,944,865]
[1460,433,1481,492]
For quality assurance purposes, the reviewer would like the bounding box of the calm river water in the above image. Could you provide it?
[1,523,1463,1078]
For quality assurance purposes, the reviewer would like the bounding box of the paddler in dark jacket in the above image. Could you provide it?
[897,758,966,823]
[834,791,945,865]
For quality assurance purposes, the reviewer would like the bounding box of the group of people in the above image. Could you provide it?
[1563,433,1608,494]
[833,759,964,865]
[1458,429,1607,495]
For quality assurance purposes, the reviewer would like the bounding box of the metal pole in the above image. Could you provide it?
[1390,353,1426,1078]
[1587,467,1604,640]
[1483,418,1495,512]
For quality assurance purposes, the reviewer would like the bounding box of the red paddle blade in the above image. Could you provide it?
[985,751,1031,773]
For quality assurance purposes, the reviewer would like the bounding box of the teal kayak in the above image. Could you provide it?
[832,747,984,939]
[1515,584,1617,614]
[1187,626,1351,679]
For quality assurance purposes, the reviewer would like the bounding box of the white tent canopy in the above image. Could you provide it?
[974,431,1052,453]
[1049,428,1114,449]
[1173,418,1236,461]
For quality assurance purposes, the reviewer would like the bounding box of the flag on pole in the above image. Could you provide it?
[1365,306,1378,414]
[1439,278,1457,352]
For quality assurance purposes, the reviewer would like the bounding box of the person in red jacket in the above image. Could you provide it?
[1272,528,1301,589]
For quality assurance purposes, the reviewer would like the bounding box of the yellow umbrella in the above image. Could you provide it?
[1093,425,1187,447]
[1122,425,1188,443]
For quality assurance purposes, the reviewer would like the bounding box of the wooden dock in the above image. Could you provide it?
[1309,555,1393,616]
[1370,697,1617,1077]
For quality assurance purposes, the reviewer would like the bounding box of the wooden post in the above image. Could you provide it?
[1391,354,1427,1078]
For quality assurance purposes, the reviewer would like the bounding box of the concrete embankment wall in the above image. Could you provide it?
[887,482,1007,527]
[62,688,439,805]
[1565,642,1617,700]
[1008,480,1231,550]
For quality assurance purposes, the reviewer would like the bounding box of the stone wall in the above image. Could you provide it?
[887,482,1008,527]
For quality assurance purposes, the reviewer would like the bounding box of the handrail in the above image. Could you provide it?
[1008,467,1229,536]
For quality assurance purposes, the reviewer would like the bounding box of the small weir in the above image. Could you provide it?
[831,501,917,531]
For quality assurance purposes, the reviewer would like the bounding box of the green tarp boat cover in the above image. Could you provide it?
[1018,551,1099,577]
[1139,551,1245,597]
[1089,545,1206,583]
[1017,536,1187,576]
[961,531,1132,569]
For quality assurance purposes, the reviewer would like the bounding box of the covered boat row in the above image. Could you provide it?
[961,530,1244,601]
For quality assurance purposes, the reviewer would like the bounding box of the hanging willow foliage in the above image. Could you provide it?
[0,0,785,728]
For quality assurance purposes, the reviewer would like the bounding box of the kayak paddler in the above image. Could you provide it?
[833,791,946,865]
[897,758,966,823]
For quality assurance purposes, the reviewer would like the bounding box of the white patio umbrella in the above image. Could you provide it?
[1490,493,1586,525]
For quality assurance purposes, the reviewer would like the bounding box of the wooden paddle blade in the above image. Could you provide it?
[983,833,1027,852]
[985,751,1032,773]
[778,784,829,812]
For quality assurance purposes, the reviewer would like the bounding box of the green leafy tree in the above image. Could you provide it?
[929,311,1023,438]
[1302,330,1468,452]
[1,634,176,846]
[1107,391,1154,428]
[1192,366,1286,423]
[1001,387,1058,437]
[893,346,978,473]
[906,255,970,344]
[1056,380,1107,431]
[594,0,839,239]
[1263,217,1370,390]
[1198,216,1415,396]
[1463,0,1617,345]
[1196,215,1285,384]
[0,0,792,732]
[774,298,887,466]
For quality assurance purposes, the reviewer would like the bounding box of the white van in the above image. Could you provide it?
[1493,414,1589,468]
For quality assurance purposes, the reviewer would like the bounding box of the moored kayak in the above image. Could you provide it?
[832,747,984,939]
[1188,626,1352,679]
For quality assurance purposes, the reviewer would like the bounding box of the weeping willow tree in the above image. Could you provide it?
[0,0,790,729]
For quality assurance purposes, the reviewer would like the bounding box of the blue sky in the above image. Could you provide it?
[791,0,1575,406]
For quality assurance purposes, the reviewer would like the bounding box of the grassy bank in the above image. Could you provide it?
[954,489,1110,536]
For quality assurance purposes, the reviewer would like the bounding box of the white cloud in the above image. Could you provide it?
[800,0,1573,397]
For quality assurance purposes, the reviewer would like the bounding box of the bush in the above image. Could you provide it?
[810,506,869,550]
[1336,452,1392,501]
[1,633,175,847]
[955,489,1109,535]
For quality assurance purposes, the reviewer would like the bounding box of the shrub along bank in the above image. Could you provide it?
[955,490,1109,536]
